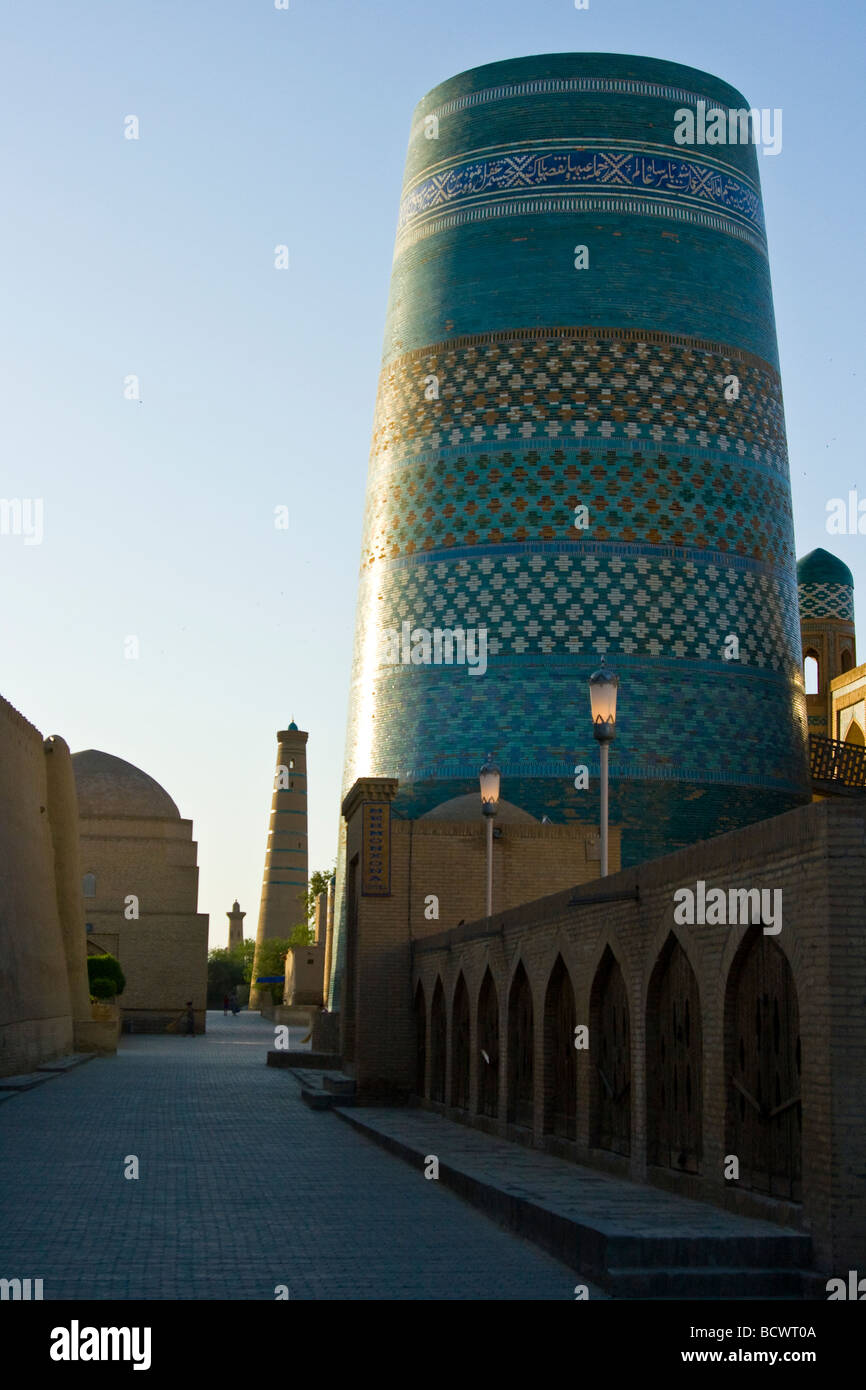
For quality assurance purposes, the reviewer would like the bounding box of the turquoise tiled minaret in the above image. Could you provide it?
[333,53,810,1006]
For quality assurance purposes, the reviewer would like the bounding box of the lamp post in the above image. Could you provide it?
[589,664,619,877]
[479,754,501,918]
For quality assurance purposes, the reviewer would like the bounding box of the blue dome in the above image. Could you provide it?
[797,549,854,589]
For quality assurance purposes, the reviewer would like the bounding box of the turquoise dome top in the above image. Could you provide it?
[797,549,854,589]
[287,720,298,730]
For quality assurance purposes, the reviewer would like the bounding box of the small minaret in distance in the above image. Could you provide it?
[249,721,309,1010]
[226,900,245,951]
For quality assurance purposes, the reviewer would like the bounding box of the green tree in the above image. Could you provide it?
[255,937,293,979]
[231,937,256,983]
[288,921,315,946]
[303,865,335,925]
[253,937,293,1005]
[87,953,126,998]
[207,947,245,1006]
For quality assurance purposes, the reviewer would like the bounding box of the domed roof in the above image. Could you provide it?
[420,793,538,823]
[287,720,298,730]
[797,548,853,589]
[71,750,180,820]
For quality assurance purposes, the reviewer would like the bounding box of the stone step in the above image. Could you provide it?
[291,1068,356,1110]
[0,1071,58,1091]
[334,1107,815,1299]
[300,1087,334,1111]
[593,1231,811,1271]
[605,1266,807,1299]
[323,1073,356,1096]
[36,1053,97,1073]
[266,1050,341,1070]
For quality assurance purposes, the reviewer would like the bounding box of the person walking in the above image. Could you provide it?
[185,1000,195,1036]
[230,989,240,1016]
[222,993,229,1016]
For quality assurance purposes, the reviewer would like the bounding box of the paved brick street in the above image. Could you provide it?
[0,1012,582,1300]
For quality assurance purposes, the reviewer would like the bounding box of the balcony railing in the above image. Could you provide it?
[809,734,866,790]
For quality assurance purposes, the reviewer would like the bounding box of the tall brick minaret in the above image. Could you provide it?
[249,722,309,1009]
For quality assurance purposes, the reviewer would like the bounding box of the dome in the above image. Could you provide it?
[71,750,180,820]
[287,720,298,730]
[797,549,854,589]
[420,793,538,823]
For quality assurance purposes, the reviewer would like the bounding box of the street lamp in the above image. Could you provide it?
[479,754,500,918]
[589,664,619,877]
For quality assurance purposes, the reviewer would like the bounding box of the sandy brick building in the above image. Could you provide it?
[71,750,208,1033]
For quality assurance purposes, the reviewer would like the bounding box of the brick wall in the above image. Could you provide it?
[340,777,618,1103]
[0,695,76,1074]
[404,799,866,1271]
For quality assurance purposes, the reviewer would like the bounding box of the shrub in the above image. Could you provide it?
[87,953,126,997]
[90,976,116,1001]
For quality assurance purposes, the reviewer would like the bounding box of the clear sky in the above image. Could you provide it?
[1,0,863,948]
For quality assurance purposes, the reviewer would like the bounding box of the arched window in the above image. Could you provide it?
[413,982,426,1096]
[725,930,801,1200]
[477,968,499,1119]
[845,720,865,747]
[507,961,534,1129]
[646,936,702,1173]
[804,650,819,696]
[83,873,96,898]
[841,648,854,674]
[544,955,576,1139]
[450,974,470,1110]
[430,978,447,1104]
[590,947,631,1156]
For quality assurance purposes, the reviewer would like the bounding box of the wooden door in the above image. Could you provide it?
[414,984,426,1097]
[508,965,534,1129]
[477,971,499,1119]
[451,976,470,1110]
[430,980,446,1104]
[594,956,631,1155]
[729,936,801,1199]
[545,959,577,1139]
[649,942,702,1172]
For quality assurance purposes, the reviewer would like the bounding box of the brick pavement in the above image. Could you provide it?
[0,1011,588,1300]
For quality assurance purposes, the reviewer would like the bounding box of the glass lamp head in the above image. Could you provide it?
[589,664,619,741]
[479,754,501,815]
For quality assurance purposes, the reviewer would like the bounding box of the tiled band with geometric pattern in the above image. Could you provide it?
[798,582,855,622]
[363,331,791,570]
[357,545,802,671]
[345,656,807,794]
[371,330,787,471]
